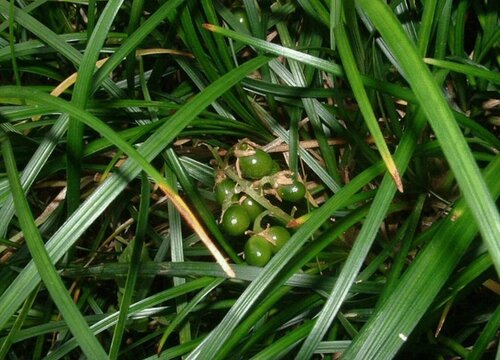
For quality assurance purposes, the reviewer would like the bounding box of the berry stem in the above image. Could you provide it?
[224,168,294,225]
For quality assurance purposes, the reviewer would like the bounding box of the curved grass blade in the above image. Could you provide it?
[0,85,235,278]
[417,0,437,56]
[108,173,150,359]
[156,278,224,353]
[342,154,500,360]
[335,22,403,192]
[45,278,215,360]
[424,58,500,84]
[203,23,417,102]
[0,0,142,236]
[357,0,500,274]
[467,303,500,360]
[66,0,124,214]
[274,12,340,186]
[166,169,191,346]
[0,130,108,359]
[0,285,39,357]
[93,0,185,88]
[63,261,383,295]
[0,55,270,331]
[295,108,428,359]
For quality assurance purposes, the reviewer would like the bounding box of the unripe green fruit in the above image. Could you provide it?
[221,205,250,236]
[239,149,273,179]
[244,235,272,266]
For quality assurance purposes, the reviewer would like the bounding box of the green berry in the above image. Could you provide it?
[241,196,264,222]
[239,149,273,179]
[244,235,272,266]
[215,178,237,205]
[232,7,249,28]
[277,180,306,202]
[221,205,250,236]
[266,226,291,254]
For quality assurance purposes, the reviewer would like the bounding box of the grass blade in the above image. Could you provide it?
[0,130,108,359]
[342,154,500,359]
[0,85,235,277]
[424,57,500,84]
[357,0,500,274]
[335,22,403,192]
[108,172,150,359]
[0,55,270,331]
[66,0,124,214]
[295,108,427,359]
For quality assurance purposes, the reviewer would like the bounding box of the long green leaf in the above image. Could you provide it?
[335,22,402,192]
[0,130,108,359]
[424,57,500,84]
[0,55,271,332]
[295,106,428,360]
[0,0,139,236]
[342,154,500,360]
[204,23,416,102]
[45,277,215,360]
[66,0,124,214]
[357,0,500,274]
[108,173,150,359]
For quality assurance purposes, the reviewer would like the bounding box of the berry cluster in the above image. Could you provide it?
[214,140,306,267]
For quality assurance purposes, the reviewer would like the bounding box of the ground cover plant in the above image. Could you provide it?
[0,0,499,358]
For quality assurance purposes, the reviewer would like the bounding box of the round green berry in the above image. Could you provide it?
[266,226,291,254]
[239,149,273,179]
[244,235,272,266]
[221,204,250,236]
[232,7,249,28]
[240,196,264,222]
[277,180,306,202]
[215,178,237,205]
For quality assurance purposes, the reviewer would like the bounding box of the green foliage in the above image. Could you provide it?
[0,0,498,359]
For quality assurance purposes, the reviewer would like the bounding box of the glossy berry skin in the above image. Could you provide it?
[244,235,272,267]
[241,196,264,222]
[215,178,236,205]
[232,7,249,28]
[277,180,306,202]
[221,205,250,236]
[266,226,291,254]
[239,149,273,179]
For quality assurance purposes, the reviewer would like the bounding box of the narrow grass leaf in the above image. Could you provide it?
[0,285,39,357]
[66,0,124,214]
[45,278,215,360]
[166,169,191,345]
[108,173,151,359]
[157,279,224,353]
[0,56,270,331]
[274,15,339,186]
[467,303,500,360]
[0,85,235,278]
[0,130,108,359]
[335,22,403,192]
[0,0,136,236]
[417,0,437,56]
[295,107,428,359]
[424,57,500,84]
[204,23,417,102]
[342,154,500,359]
[357,0,500,274]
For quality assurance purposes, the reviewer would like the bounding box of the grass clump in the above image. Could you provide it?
[0,0,498,359]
